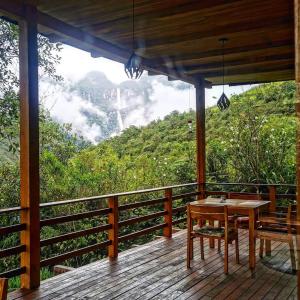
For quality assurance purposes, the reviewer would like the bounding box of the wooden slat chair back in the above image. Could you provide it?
[187,204,239,274]
[257,204,297,272]
[228,192,262,200]
[228,192,262,228]
[0,278,8,300]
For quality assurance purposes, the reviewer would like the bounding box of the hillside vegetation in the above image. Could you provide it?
[0,81,296,289]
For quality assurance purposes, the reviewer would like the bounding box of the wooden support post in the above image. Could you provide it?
[108,196,118,259]
[0,278,8,300]
[294,0,300,297]
[163,188,173,238]
[195,78,206,199]
[19,4,40,289]
[268,185,276,213]
[195,78,212,246]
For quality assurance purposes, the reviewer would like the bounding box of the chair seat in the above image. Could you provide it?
[194,225,235,238]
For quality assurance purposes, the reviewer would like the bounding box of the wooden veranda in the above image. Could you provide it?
[0,0,300,299]
[7,230,298,300]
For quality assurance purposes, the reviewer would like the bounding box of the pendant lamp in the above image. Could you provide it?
[125,0,144,79]
[217,38,230,111]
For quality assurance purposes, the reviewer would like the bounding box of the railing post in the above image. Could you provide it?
[108,196,118,260]
[0,278,8,300]
[268,185,276,213]
[163,188,173,238]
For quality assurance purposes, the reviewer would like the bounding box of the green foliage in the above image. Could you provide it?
[0,21,297,286]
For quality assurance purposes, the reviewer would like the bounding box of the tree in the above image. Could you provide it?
[0,18,62,153]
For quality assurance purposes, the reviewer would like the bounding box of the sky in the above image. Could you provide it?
[42,45,254,142]
[56,45,252,107]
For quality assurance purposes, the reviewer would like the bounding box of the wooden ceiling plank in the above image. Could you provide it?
[147,39,293,68]
[184,53,294,73]
[201,62,294,78]
[137,17,292,50]
[0,0,203,85]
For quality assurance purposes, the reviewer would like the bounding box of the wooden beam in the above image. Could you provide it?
[296,0,300,218]
[195,61,294,78]
[294,0,300,298]
[147,70,161,76]
[0,0,204,86]
[0,278,8,300]
[183,52,294,73]
[195,78,206,198]
[83,0,242,32]
[19,4,40,289]
[149,39,293,67]
[140,16,292,49]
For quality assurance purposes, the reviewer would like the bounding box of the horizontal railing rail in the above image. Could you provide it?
[0,181,296,280]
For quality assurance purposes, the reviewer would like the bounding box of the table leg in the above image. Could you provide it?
[209,220,215,248]
[249,208,256,275]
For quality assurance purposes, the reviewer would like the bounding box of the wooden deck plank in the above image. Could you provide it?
[149,236,250,300]
[114,234,250,300]
[8,229,296,300]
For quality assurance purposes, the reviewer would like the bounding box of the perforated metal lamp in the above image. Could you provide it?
[125,52,143,79]
[125,0,144,79]
[217,38,230,111]
[217,92,230,111]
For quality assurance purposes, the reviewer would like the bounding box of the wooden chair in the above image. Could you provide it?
[257,204,296,272]
[187,204,239,274]
[0,278,8,300]
[228,192,262,228]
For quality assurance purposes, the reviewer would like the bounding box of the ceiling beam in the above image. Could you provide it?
[0,0,207,86]
[202,62,294,78]
[184,52,294,74]
[82,0,243,31]
[138,16,292,50]
[148,39,293,68]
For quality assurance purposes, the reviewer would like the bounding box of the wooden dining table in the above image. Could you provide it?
[189,197,270,274]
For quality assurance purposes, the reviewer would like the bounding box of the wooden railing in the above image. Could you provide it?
[0,182,296,281]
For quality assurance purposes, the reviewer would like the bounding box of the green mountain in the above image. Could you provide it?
[0,81,296,289]
[57,81,295,201]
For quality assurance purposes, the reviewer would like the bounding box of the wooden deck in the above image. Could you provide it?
[9,229,297,300]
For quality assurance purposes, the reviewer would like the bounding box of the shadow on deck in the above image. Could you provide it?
[8,230,297,300]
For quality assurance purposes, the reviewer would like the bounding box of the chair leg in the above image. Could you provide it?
[288,238,296,272]
[265,240,271,256]
[187,237,191,268]
[224,239,228,274]
[190,237,194,260]
[235,237,240,264]
[218,239,221,252]
[259,238,264,258]
[200,237,204,260]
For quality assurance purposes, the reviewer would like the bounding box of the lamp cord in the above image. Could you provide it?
[132,0,135,51]
[222,39,225,94]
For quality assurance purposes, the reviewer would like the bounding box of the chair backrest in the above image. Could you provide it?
[187,204,228,223]
[0,278,8,300]
[228,192,261,200]
[287,204,297,233]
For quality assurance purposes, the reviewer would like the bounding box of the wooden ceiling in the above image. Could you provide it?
[1,0,295,85]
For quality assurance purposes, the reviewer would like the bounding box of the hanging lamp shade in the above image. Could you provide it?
[217,92,230,111]
[217,38,230,111]
[125,0,144,79]
[125,52,143,79]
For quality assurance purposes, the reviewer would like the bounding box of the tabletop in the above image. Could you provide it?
[189,197,270,209]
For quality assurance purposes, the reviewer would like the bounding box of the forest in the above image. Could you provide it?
[0,19,296,288]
